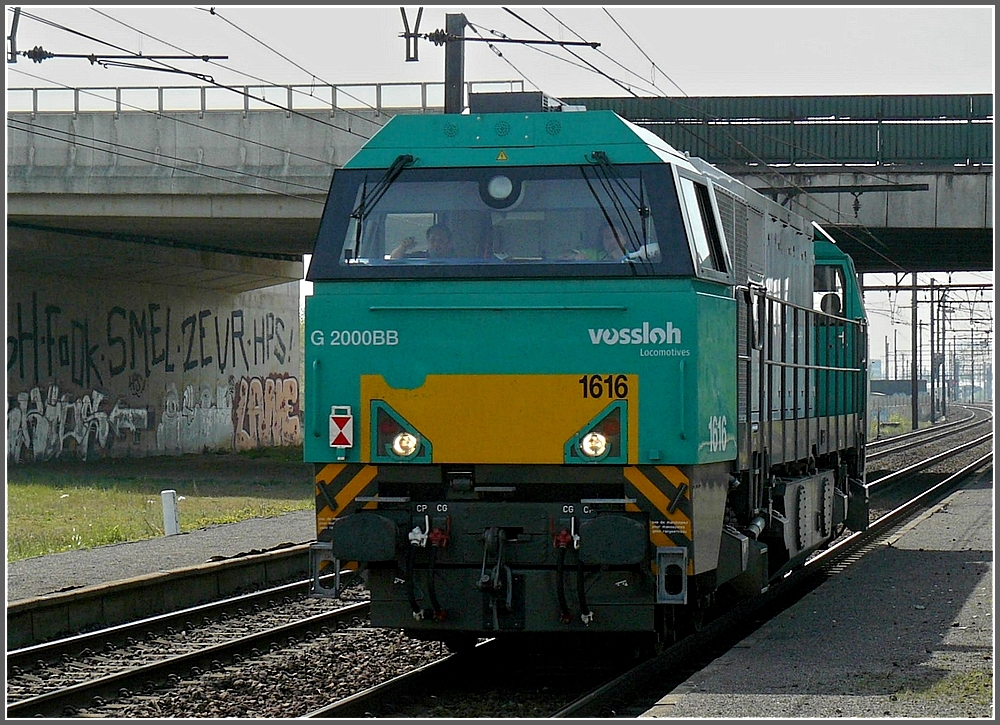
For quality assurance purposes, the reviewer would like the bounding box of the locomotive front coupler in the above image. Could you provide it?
[477,526,514,629]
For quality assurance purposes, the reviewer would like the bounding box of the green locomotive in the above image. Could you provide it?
[305,102,869,650]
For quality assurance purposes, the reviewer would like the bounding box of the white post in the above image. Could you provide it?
[161,489,180,536]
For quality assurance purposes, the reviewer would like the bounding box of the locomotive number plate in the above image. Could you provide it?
[578,374,630,399]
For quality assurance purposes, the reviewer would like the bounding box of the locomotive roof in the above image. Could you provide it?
[342,109,699,171]
[339,108,826,241]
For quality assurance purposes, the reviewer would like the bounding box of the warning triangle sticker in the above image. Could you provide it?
[496,150,508,161]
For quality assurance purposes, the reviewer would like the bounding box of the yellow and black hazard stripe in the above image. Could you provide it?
[314,463,379,538]
[622,465,694,572]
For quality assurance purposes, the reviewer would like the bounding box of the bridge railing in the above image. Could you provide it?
[6,80,526,118]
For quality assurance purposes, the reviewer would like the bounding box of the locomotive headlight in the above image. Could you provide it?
[480,174,522,209]
[487,174,513,200]
[392,432,420,458]
[564,403,624,464]
[579,432,608,458]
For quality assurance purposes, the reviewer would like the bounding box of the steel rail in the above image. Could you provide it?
[868,403,977,449]
[7,572,350,672]
[303,645,484,718]
[866,432,992,490]
[6,602,370,719]
[868,405,990,460]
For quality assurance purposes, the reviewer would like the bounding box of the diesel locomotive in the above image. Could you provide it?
[304,100,869,651]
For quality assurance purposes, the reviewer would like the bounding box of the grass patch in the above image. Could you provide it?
[6,453,313,562]
[902,670,994,706]
[847,668,994,708]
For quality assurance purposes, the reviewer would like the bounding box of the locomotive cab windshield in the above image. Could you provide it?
[309,163,707,279]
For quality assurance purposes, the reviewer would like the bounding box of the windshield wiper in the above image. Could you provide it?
[348,153,414,259]
[350,154,415,221]
[590,151,645,210]
[583,152,654,272]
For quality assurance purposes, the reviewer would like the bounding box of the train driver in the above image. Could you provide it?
[389,224,456,259]
[568,224,628,261]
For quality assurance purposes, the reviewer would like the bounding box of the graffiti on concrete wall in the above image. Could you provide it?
[8,374,304,461]
[7,292,294,388]
[155,381,237,455]
[6,383,153,462]
[8,292,302,461]
[232,374,302,451]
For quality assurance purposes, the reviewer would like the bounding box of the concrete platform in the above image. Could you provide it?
[641,466,994,719]
[6,509,315,604]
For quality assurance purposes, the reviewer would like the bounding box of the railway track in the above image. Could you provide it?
[6,592,369,718]
[867,404,992,462]
[303,634,648,718]
[8,576,344,675]
[7,404,991,718]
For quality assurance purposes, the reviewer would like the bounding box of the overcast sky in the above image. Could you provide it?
[6,5,995,370]
[5,5,995,98]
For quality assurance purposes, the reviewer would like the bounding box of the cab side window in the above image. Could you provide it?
[678,176,727,274]
[814,264,846,319]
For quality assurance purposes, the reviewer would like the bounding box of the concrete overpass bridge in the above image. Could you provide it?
[6,83,993,462]
[7,85,992,276]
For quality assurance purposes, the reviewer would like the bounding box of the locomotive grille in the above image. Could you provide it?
[715,188,735,267]
[713,187,749,283]
[715,186,751,419]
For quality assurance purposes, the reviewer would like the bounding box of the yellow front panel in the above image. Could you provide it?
[361,374,639,464]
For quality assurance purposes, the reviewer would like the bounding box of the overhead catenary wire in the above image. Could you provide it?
[12,8,217,82]
[592,11,914,189]
[601,8,686,97]
[16,7,378,142]
[467,21,659,100]
[501,7,641,99]
[582,8,917,191]
[541,9,663,97]
[88,7,381,139]
[464,21,546,95]
[189,6,387,121]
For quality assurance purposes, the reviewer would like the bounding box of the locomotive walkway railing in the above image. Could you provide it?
[737,285,868,489]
